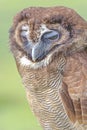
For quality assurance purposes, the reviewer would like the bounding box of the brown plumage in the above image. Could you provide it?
[9,6,87,130]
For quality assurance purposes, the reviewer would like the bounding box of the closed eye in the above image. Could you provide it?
[20,25,29,42]
[20,25,29,37]
[41,30,60,41]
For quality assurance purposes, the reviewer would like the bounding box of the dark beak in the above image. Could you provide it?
[32,41,48,62]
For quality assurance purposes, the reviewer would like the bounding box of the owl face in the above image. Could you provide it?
[10,7,87,69]
[13,20,70,66]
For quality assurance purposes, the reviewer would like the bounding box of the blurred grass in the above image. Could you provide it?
[0,0,87,130]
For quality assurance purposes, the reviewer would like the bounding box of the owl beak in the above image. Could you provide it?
[32,44,43,62]
[32,42,47,62]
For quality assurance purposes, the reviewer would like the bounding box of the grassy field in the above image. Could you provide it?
[0,0,87,130]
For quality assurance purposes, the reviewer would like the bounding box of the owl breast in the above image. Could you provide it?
[17,54,77,130]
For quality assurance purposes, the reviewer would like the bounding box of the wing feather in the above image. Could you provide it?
[62,50,87,124]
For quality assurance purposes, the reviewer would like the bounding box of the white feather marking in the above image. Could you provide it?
[20,54,52,69]
[20,56,30,66]
[40,24,51,36]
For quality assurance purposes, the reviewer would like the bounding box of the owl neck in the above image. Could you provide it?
[19,54,76,130]
[17,53,65,90]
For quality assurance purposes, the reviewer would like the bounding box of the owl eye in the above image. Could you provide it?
[20,25,29,37]
[20,25,29,42]
[41,30,60,41]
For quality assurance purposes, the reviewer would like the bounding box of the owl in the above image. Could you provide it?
[9,6,87,130]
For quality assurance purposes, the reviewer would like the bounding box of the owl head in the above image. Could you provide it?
[9,7,87,69]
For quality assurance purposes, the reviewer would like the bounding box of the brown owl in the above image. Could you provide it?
[9,6,87,130]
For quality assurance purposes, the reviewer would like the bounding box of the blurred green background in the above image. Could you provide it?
[0,0,87,130]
